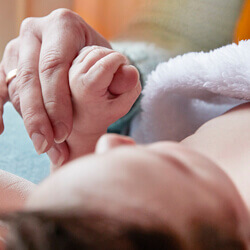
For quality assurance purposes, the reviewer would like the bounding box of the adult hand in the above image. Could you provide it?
[0,9,112,160]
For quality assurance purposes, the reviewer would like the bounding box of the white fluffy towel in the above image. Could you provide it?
[131,40,250,143]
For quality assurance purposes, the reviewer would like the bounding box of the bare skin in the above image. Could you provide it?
[0,9,116,168]
[181,103,250,212]
[1,46,250,247]
[26,102,250,247]
[47,45,141,168]
[0,44,141,206]
[0,9,113,161]
[1,104,250,247]
[0,45,141,247]
[0,171,34,248]
[25,130,250,247]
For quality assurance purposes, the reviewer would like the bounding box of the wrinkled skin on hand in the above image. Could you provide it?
[0,8,112,162]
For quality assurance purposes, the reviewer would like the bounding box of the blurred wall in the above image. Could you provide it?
[24,0,72,17]
[0,0,73,59]
[0,0,17,59]
[1,0,139,59]
[1,0,250,59]
[74,0,250,41]
[73,0,141,39]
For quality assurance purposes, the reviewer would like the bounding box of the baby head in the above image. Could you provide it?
[3,135,250,249]
[5,209,246,249]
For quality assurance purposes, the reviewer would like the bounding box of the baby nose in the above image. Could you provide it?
[95,134,135,154]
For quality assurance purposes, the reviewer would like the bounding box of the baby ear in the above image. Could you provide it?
[109,65,139,96]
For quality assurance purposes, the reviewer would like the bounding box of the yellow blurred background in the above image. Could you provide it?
[0,0,250,58]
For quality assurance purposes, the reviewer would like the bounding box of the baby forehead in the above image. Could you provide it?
[26,144,245,238]
[64,142,217,187]
[26,142,227,209]
[107,141,214,175]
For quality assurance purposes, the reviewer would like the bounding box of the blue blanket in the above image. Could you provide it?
[0,103,50,184]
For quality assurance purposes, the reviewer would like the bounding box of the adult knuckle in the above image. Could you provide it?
[52,9,86,37]
[40,51,66,75]
[44,100,59,114]
[20,17,35,35]
[17,65,35,87]
[51,8,74,22]
[22,107,40,125]
[45,94,70,110]
[10,92,20,111]
[49,9,87,45]
[5,39,18,56]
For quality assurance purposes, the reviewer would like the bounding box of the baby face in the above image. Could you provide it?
[26,135,250,246]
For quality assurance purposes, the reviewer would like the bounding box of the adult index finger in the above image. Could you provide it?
[17,17,54,154]
[38,9,88,143]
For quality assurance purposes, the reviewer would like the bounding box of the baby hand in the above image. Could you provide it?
[69,46,141,137]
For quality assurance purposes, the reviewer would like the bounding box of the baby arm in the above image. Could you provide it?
[0,170,35,242]
[59,46,141,165]
[0,170,35,213]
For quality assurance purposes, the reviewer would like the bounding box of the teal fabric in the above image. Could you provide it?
[107,94,141,135]
[107,55,143,135]
[0,103,50,184]
[0,98,141,183]
[0,54,142,184]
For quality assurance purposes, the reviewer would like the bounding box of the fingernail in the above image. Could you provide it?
[54,122,69,144]
[31,133,48,155]
[47,146,64,167]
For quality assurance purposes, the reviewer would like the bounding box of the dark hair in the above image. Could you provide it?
[1,210,247,250]
[2,210,183,250]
